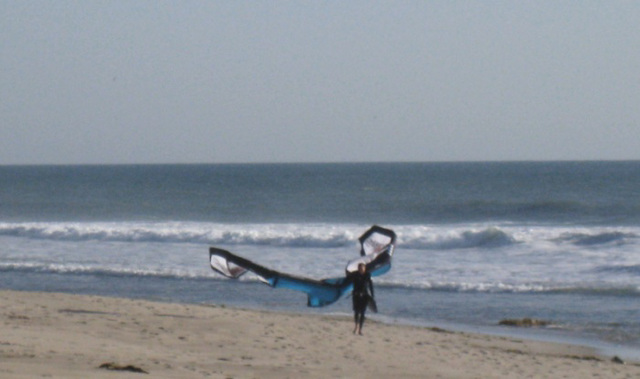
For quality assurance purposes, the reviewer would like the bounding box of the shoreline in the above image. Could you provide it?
[2,290,639,378]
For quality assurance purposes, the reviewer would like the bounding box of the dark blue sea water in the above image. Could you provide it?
[1,162,640,358]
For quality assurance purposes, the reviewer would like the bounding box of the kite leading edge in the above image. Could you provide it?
[208,225,397,307]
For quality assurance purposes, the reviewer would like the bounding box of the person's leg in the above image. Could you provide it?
[358,308,366,334]
[353,295,360,333]
[354,311,363,334]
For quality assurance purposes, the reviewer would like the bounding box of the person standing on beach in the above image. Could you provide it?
[350,263,375,335]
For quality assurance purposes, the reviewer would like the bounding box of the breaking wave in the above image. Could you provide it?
[399,227,517,250]
[594,264,640,276]
[2,222,638,254]
[0,222,356,248]
[556,231,637,246]
[0,222,519,250]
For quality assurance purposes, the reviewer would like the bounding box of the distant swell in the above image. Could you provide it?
[430,199,625,223]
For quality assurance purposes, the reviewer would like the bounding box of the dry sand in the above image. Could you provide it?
[1,290,638,378]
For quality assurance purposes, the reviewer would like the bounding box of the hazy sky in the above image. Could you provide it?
[2,1,639,164]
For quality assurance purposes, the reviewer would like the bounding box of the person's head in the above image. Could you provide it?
[358,263,366,274]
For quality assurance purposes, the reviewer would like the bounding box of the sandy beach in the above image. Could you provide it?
[1,290,638,378]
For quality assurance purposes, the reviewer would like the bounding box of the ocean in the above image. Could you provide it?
[1,162,640,358]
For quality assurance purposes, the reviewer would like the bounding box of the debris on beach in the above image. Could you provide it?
[98,362,149,374]
[612,356,625,364]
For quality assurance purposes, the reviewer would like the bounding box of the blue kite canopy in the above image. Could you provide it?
[209,225,397,307]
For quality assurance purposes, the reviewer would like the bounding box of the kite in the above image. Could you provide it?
[209,225,397,307]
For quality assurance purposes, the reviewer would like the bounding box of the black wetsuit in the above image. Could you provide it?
[351,271,374,330]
